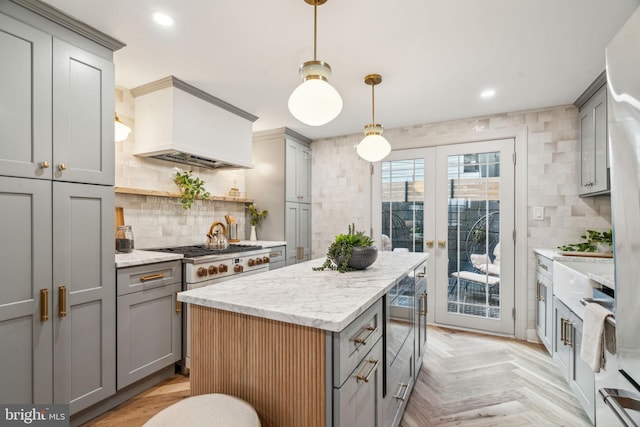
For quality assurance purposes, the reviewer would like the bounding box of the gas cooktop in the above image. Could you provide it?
[148,244,263,258]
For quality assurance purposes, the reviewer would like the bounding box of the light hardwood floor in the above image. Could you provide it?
[82,325,591,426]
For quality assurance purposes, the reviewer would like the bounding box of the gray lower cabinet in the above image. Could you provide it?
[0,177,116,414]
[116,261,182,389]
[332,299,384,427]
[535,254,553,354]
[552,297,595,424]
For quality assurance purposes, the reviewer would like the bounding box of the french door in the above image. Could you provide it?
[380,138,515,335]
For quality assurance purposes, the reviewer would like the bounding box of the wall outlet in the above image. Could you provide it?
[533,206,544,221]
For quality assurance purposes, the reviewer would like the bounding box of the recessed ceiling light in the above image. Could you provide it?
[481,89,496,98]
[152,12,174,27]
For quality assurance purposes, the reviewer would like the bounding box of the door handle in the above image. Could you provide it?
[58,285,67,317]
[438,240,446,248]
[40,289,49,321]
[425,240,434,248]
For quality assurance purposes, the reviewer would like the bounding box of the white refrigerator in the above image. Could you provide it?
[601,4,640,425]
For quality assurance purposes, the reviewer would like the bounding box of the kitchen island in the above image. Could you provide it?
[178,251,427,427]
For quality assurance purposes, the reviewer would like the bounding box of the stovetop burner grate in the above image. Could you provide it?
[148,244,263,258]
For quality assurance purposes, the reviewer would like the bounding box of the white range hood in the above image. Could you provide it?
[131,76,258,170]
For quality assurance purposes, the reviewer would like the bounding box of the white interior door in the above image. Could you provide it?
[379,138,515,335]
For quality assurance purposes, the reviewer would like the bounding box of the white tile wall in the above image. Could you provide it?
[115,86,250,249]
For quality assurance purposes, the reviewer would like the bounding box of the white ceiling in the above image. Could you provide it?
[45,0,640,140]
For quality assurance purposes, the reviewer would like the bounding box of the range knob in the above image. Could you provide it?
[219,264,227,273]
[234,264,244,273]
[262,256,270,264]
[197,267,208,277]
[248,259,255,267]
[208,265,218,275]
[256,257,263,265]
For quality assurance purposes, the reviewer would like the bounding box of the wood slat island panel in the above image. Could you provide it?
[190,305,326,427]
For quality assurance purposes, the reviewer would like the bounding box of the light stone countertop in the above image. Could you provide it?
[115,250,183,268]
[534,248,614,264]
[237,240,286,248]
[178,251,428,332]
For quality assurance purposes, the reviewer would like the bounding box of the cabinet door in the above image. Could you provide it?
[117,283,182,389]
[53,39,115,186]
[569,314,595,423]
[285,202,311,265]
[285,139,311,203]
[334,338,383,427]
[536,272,552,353]
[0,177,52,404]
[52,182,115,414]
[578,86,608,195]
[552,297,571,382]
[0,13,52,179]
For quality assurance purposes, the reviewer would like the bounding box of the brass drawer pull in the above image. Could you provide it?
[422,293,428,315]
[565,321,573,347]
[58,285,67,317]
[269,252,280,258]
[356,359,380,383]
[175,291,181,313]
[354,326,377,345]
[40,289,49,321]
[140,273,166,282]
[560,318,566,344]
[393,383,409,401]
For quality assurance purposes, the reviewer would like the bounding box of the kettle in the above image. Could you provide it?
[207,221,228,249]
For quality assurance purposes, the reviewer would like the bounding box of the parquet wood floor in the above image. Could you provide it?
[82,325,592,426]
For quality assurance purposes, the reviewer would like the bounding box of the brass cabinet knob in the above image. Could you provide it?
[425,240,434,248]
[40,161,50,169]
[438,240,446,248]
[58,163,67,171]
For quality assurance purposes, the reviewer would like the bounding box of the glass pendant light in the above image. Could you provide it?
[288,0,342,126]
[357,74,391,162]
[115,113,132,142]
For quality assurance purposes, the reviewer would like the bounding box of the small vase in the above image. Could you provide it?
[250,225,257,241]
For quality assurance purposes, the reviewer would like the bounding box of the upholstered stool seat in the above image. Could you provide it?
[143,393,261,427]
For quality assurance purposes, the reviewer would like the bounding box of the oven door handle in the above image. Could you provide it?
[600,387,640,427]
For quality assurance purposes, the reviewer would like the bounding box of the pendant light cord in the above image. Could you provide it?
[371,83,375,124]
[313,2,317,61]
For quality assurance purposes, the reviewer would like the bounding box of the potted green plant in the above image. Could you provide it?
[557,229,613,253]
[247,204,268,240]
[314,223,378,273]
[173,168,210,210]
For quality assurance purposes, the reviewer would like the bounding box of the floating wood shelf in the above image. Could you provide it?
[114,187,254,203]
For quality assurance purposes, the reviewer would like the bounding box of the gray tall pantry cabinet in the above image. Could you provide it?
[247,128,312,265]
[0,0,123,415]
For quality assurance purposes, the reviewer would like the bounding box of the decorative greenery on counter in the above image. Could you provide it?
[557,229,613,252]
[247,204,268,226]
[173,168,211,210]
[314,223,375,273]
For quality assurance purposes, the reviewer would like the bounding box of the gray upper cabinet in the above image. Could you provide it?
[53,39,115,185]
[0,8,116,185]
[285,138,311,204]
[0,13,52,180]
[577,80,609,196]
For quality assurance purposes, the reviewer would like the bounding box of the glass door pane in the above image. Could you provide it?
[446,152,502,319]
[381,159,424,252]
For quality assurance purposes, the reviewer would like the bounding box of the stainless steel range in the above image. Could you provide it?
[149,244,271,371]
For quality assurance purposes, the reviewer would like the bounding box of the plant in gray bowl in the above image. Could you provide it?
[314,223,378,273]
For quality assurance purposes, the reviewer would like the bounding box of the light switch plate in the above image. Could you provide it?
[533,206,544,221]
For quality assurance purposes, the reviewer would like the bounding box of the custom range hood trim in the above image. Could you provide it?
[131,76,259,170]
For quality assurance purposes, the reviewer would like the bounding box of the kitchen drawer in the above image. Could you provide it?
[383,334,414,427]
[333,337,383,427]
[536,255,553,278]
[117,260,182,296]
[333,299,384,387]
[268,245,286,269]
